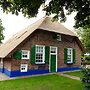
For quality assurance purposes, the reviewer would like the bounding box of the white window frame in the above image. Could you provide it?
[50,47,57,55]
[35,45,45,64]
[20,64,28,72]
[22,50,30,59]
[67,48,73,63]
[57,34,61,41]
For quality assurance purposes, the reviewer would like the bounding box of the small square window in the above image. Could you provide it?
[57,34,61,41]
[22,50,30,59]
[50,47,56,54]
[20,64,28,72]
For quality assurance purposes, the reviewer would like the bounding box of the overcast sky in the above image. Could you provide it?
[0,8,76,43]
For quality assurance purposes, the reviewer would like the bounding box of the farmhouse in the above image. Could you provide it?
[0,17,83,77]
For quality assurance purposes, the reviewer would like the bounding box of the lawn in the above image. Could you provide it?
[64,71,82,77]
[0,74,83,90]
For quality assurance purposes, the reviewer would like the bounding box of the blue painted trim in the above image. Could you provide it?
[2,68,49,77]
[3,68,11,76]
[10,69,49,77]
[0,68,1,72]
[57,67,81,72]
[2,66,81,77]
[0,68,4,73]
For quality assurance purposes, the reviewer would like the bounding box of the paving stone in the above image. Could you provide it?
[58,73,80,80]
[0,73,10,81]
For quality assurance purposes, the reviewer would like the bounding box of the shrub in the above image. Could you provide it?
[81,56,90,90]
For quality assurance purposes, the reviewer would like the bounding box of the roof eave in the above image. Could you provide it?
[75,37,84,51]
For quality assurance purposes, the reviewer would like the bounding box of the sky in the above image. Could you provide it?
[0,8,76,43]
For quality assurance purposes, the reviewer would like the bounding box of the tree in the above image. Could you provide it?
[81,67,90,90]
[0,19,4,43]
[76,27,90,90]
[75,27,90,53]
[81,55,90,90]
[0,0,90,28]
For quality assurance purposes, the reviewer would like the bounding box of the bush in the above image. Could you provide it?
[85,56,90,61]
[81,56,90,90]
[81,56,90,65]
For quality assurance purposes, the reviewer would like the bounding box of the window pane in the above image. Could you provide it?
[51,47,56,54]
[20,64,28,72]
[67,55,71,59]
[68,49,71,55]
[22,50,29,59]
[57,34,61,41]
[35,45,44,64]
[67,48,73,63]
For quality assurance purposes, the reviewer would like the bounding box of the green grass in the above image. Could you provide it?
[0,74,83,90]
[64,71,82,77]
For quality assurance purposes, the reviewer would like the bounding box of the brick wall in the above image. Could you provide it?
[5,29,81,71]
[4,58,11,71]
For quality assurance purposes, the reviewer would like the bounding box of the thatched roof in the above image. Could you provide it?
[0,16,83,58]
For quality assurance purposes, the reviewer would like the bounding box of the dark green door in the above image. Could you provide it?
[50,55,56,72]
[50,47,57,72]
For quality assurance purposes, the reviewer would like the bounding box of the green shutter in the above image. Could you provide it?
[30,45,35,64]
[53,33,57,39]
[13,50,22,60]
[73,48,76,64]
[64,48,67,64]
[45,46,49,64]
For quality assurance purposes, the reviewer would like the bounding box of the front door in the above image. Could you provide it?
[50,47,57,72]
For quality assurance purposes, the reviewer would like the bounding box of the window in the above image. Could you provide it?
[67,48,73,63]
[57,34,61,41]
[50,47,57,54]
[22,50,30,59]
[35,45,45,64]
[64,48,75,64]
[20,64,28,72]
